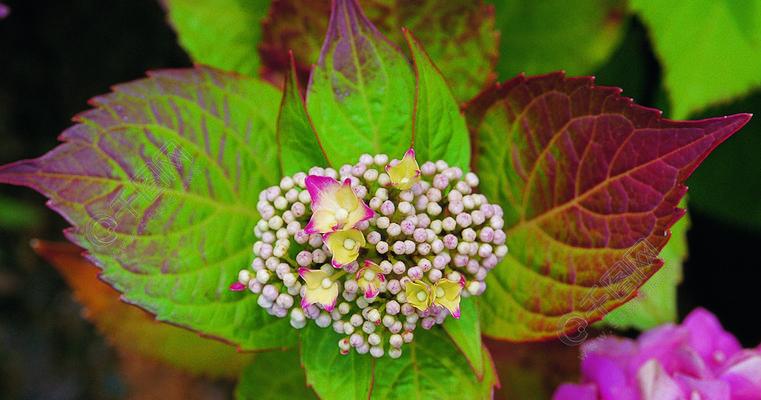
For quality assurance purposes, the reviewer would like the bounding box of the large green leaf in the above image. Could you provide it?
[0,67,296,351]
[631,0,761,118]
[235,349,317,400]
[466,72,749,341]
[491,0,627,79]
[261,0,498,102]
[163,0,271,77]
[442,297,484,379]
[405,29,470,170]
[277,55,331,174]
[301,326,496,400]
[306,0,415,165]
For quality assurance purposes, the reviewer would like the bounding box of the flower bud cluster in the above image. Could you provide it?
[234,152,507,358]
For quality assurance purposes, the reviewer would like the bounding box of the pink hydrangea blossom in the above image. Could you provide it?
[554,308,761,400]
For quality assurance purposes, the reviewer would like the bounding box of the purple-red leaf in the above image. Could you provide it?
[260,0,498,101]
[467,72,750,341]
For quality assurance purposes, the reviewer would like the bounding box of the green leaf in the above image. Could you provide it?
[490,0,627,79]
[602,201,689,329]
[372,329,495,400]
[301,326,496,399]
[261,0,498,102]
[466,73,749,341]
[300,326,374,400]
[442,297,484,379]
[236,349,317,400]
[306,0,415,165]
[277,55,331,175]
[404,29,470,169]
[163,0,271,77]
[631,0,761,118]
[0,67,297,351]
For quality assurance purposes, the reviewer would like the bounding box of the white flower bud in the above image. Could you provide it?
[298,189,311,204]
[378,173,391,186]
[316,312,332,328]
[426,202,442,216]
[274,196,288,210]
[398,201,413,215]
[257,295,273,309]
[442,217,457,232]
[389,347,402,359]
[428,269,442,282]
[268,215,284,230]
[238,269,252,284]
[495,245,508,257]
[387,223,402,236]
[389,334,403,348]
[256,269,270,284]
[370,346,384,358]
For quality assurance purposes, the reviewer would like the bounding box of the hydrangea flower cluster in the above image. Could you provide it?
[554,308,761,400]
[231,149,507,358]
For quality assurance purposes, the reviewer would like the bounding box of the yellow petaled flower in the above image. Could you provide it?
[432,279,463,319]
[405,280,432,311]
[304,175,374,234]
[386,148,421,190]
[298,268,339,311]
[325,229,365,268]
[356,260,385,298]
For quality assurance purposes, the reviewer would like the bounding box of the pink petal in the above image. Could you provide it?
[229,282,245,291]
[305,175,340,207]
[553,383,598,400]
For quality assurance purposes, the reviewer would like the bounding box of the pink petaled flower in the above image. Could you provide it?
[303,175,374,234]
[356,260,385,299]
[553,308,761,400]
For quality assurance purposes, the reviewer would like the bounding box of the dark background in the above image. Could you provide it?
[1,1,759,399]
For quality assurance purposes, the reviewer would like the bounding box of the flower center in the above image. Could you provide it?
[343,238,356,250]
[416,291,427,302]
[364,270,376,282]
[321,278,333,289]
[436,287,445,298]
[335,207,349,222]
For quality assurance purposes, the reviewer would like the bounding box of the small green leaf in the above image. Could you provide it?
[300,326,374,400]
[0,67,296,351]
[443,297,484,379]
[235,349,317,400]
[631,0,761,118]
[277,55,331,175]
[301,325,495,399]
[163,0,271,77]
[372,329,495,400]
[404,29,470,169]
[490,0,627,79]
[306,0,415,165]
